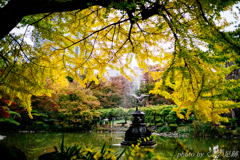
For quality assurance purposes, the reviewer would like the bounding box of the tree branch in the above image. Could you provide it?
[195,0,240,51]
[0,0,165,40]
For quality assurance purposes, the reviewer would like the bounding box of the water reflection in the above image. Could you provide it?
[0,133,240,160]
[155,136,240,160]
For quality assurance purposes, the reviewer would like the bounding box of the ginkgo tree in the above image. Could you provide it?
[1,0,240,123]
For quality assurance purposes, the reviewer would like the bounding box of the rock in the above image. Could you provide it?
[232,130,239,136]
[0,143,27,160]
[39,152,57,160]
[0,135,6,140]
[152,132,160,136]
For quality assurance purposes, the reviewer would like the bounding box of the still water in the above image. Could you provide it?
[0,132,240,160]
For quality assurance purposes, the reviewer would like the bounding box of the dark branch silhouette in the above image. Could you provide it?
[0,0,163,40]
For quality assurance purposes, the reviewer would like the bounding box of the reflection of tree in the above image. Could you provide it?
[154,137,240,160]
[2,133,240,159]
[1,132,127,159]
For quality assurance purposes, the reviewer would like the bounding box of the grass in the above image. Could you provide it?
[114,120,130,124]
[111,120,131,127]
[177,125,190,132]
[97,119,131,127]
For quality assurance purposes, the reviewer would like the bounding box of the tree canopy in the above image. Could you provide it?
[1,0,240,122]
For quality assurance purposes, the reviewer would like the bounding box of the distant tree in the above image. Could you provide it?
[141,64,165,84]
[31,79,59,113]
[140,105,177,127]
[30,79,101,129]
[57,81,101,127]
[139,65,175,105]
[109,75,133,108]
[91,75,133,108]
[0,92,21,126]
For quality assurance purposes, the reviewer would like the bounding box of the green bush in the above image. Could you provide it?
[36,121,45,125]
[158,126,170,133]
[179,122,184,126]
[236,127,240,133]
[217,128,227,136]
[222,121,231,126]
[169,124,178,132]
[155,118,163,123]
[167,119,176,125]
[42,124,50,130]
[95,127,105,131]
[178,130,185,135]
[192,120,211,137]
[230,118,238,126]
[156,123,164,127]
[187,117,195,123]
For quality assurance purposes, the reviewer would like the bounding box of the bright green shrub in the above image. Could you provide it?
[156,123,164,127]
[169,124,178,132]
[158,126,170,133]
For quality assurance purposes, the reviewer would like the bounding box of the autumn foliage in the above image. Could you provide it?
[1,0,240,123]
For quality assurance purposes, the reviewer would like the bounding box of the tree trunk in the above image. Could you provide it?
[0,0,24,39]
[0,0,109,40]
[109,116,111,128]
[0,0,160,40]
[112,117,114,128]
[153,113,156,127]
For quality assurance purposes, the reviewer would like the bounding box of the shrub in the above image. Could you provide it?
[167,119,176,125]
[179,122,184,126]
[156,123,164,127]
[155,118,163,123]
[95,127,104,131]
[236,127,240,133]
[217,127,227,136]
[169,124,178,132]
[178,130,185,135]
[230,118,238,126]
[36,121,45,125]
[158,126,170,133]
[187,117,195,123]
[222,121,231,126]
[183,125,194,136]
[42,124,50,130]
[192,120,211,137]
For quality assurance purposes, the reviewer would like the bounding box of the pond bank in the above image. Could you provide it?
[153,130,240,139]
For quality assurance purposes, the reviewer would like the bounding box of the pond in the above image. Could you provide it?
[0,132,240,160]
